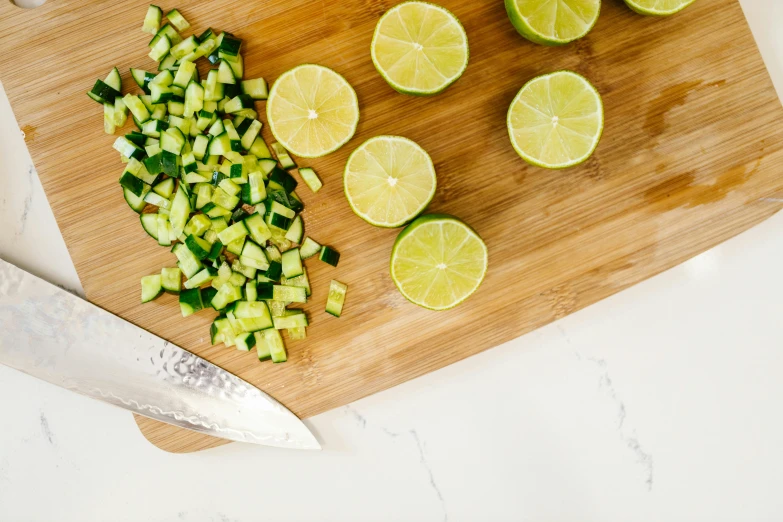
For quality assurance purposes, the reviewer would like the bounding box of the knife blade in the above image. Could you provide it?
[0,258,320,450]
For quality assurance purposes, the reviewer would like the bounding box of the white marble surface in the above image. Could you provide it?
[2,1,783,520]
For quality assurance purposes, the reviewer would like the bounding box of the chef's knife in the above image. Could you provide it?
[0,258,320,450]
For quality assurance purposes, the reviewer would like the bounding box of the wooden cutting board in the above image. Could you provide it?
[1,0,782,453]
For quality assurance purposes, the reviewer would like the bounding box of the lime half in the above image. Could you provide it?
[266,64,359,158]
[344,136,437,228]
[391,214,488,310]
[507,70,603,169]
[504,0,600,45]
[371,1,469,96]
[624,0,696,15]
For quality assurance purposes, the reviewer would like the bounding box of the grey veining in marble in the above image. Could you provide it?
[0,258,319,450]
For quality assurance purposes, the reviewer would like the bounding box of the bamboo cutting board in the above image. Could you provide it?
[1,0,782,453]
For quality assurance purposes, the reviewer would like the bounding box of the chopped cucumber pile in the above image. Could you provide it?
[90,5,349,365]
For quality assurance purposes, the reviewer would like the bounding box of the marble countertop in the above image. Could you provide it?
[2,1,783,520]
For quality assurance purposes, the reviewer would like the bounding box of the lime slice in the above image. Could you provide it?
[504,0,600,45]
[344,136,437,228]
[507,70,603,169]
[391,214,488,311]
[371,1,469,96]
[266,64,359,158]
[623,0,696,16]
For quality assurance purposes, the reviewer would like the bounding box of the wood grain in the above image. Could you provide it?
[1,0,782,453]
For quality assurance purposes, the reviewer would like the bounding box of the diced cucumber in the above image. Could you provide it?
[210,317,234,345]
[287,326,307,340]
[226,237,245,256]
[271,142,296,169]
[217,221,248,245]
[151,23,182,47]
[241,239,268,262]
[235,332,257,352]
[265,245,282,262]
[234,301,274,332]
[240,120,262,151]
[222,53,244,79]
[298,167,323,193]
[172,243,203,279]
[166,9,191,32]
[270,167,298,193]
[161,267,182,294]
[179,288,203,317]
[211,282,242,310]
[285,215,304,243]
[119,170,147,197]
[326,280,348,317]
[184,266,216,289]
[152,177,175,198]
[240,255,268,271]
[273,310,308,330]
[266,299,288,317]
[224,94,254,114]
[184,82,204,118]
[241,78,268,100]
[249,137,272,159]
[273,285,306,303]
[281,248,303,278]
[185,235,212,260]
[263,261,282,282]
[142,5,163,35]
[228,270,247,288]
[245,282,258,302]
[141,274,163,303]
[319,245,340,267]
[256,282,274,300]
[193,134,211,160]
[173,60,196,89]
[148,34,171,62]
[270,201,295,219]
[254,331,272,360]
[243,171,267,205]
[204,70,224,102]
[299,237,321,259]
[131,68,156,94]
[89,79,121,104]
[282,267,311,297]
[114,135,145,160]
[184,214,211,237]
[140,213,159,239]
[156,214,171,246]
[264,329,287,363]
[169,184,192,237]
[218,60,236,84]
[218,178,241,196]
[144,190,171,209]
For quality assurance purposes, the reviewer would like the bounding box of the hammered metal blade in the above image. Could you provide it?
[0,258,320,450]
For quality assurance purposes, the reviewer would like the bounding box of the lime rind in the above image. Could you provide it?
[344,136,437,228]
[624,0,696,16]
[371,1,469,96]
[391,214,488,311]
[504,0,601,46]
[266,64,359,158]
[507,70,604,169]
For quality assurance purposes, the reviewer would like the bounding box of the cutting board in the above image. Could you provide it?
[1,0,782,453]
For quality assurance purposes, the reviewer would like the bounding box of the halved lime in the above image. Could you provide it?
[371,1,469,96]
[266,64,359,158]
[507,70,603,169]
[344,136,437,228]
[391,214,488,310]
[504,0,601,46]
[624,0,696,16]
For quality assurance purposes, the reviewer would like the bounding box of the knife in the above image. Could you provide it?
[0,258,320,450]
